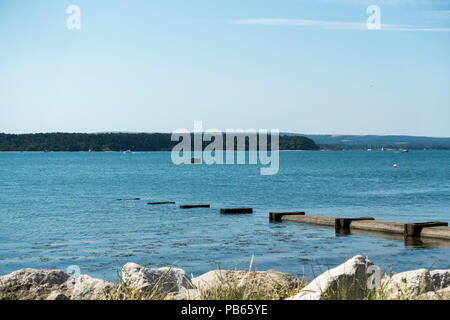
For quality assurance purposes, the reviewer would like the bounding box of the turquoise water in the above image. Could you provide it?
[0,151,449,281]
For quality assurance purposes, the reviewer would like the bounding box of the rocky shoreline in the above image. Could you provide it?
[1,255,449,300]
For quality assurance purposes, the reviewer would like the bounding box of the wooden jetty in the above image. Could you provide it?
[271,213,450,240]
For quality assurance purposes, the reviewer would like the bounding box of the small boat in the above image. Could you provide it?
[123,150,132,154]
[401,149,409,153]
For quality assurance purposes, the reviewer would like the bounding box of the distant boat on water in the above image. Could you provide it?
[400,149,409,153]
[123,150,132,154]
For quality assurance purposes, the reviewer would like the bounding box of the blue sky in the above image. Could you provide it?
[1,0,449,136]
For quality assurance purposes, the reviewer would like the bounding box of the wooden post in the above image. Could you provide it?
[147,201,176,205]
[220,208,253,214]
[179,204,210,209]
[404,222,448,238]
[269,212,305,222]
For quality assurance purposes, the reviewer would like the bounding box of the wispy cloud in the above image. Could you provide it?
[235,18,450,32]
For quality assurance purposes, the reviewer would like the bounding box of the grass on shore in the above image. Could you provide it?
[104,269,178,300]
[1,258,447,300]
[195,270,307,300]
[104,264,307,300]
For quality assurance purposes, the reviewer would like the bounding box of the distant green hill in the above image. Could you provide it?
[0,133,319,152]
[283,133,450,150]
[2,132,448,151]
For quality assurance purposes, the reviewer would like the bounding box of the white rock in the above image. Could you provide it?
[46,291,70,300]
[288,255,373,300]
[0,268,115,300]
[0,268,70,288]
[430,270,450,289]
[66,275,115,300]
[0,268,71,299]
[121,263,194,296]
[192,269,300,299]
[165,288,201,300]
[384,269,450,299]
[418,286,450,300]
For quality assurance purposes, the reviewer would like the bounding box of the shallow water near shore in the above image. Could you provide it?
[0,150,449,281]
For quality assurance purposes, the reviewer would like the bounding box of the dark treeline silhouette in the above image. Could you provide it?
[0,133,319,152]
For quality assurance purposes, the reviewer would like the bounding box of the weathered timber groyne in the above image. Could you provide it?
[117,197,450,241]
[272,213,450,241]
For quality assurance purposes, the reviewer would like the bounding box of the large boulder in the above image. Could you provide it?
[121,263,194,297]
[46,291,70,300]
[383,269,450,299]
[0,268,71,300]
[418,286,450,300]
[430,270,450,290]
[66,275,115,300]
[0,268,115,300]
[192,269,301,299]
[165,288,201,300]
[288,255,373,300]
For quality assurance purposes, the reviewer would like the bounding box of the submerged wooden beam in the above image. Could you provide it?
[180,204,210,209]
[350,220,405,234]
[420,226,450,240]
[147,201,176,205]
[220,208,253,214]
[280,214,336,226]
[269,212,305,222]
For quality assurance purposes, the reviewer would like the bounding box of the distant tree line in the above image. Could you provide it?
[0,133,319,152]
[302,134,450,150]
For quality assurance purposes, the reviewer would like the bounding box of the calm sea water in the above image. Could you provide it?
[0,151,449,281]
